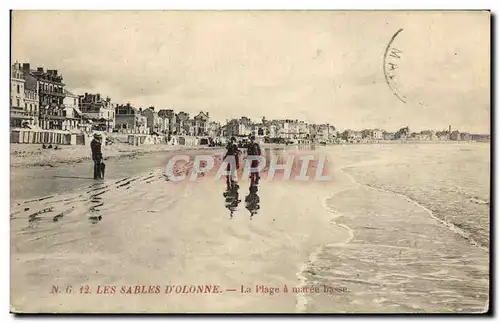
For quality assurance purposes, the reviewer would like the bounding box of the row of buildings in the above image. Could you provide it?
[10,62,78,130]
[340,126,482,143]
[10,61,338,142]
[224,117,337,144]
[10,61,219,136]
[10,61,485,144]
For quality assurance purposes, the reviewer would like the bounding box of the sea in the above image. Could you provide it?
[299,142,490,313]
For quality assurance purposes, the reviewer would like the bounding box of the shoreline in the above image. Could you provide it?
[10,140,489,168]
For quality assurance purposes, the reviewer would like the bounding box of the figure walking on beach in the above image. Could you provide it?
[223,136,240,187]
[91,133,104,180]
[247,135,261,186]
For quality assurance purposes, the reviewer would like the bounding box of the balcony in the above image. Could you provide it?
[39,89,65,97]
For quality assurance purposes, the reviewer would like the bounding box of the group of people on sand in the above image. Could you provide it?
[89,132,262,185]
[223,134,262,187]
[222,134,262,219]
[41,144,60,150]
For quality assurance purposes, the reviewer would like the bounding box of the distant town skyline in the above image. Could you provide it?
[12,11,490,133]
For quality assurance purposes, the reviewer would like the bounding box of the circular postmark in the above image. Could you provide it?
[383,28,406,103]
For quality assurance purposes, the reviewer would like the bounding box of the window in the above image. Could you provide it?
[16,99,19,107]
[74,99,76,105]
[17,84,20,93]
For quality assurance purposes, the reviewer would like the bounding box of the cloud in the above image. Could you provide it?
[11,10,490,133]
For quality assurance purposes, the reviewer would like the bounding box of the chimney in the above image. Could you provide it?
[22,63,30,73]
[449,125,451,134]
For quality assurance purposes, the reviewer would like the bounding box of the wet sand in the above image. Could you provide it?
[10,143,489,313]
[10,147,348,313]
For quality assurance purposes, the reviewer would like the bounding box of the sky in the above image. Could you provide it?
[12,10,490,133]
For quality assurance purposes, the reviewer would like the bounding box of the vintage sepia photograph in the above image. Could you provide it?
[9,10,490,314]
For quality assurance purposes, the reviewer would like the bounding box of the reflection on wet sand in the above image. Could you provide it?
[222,180,261,220]
[223,181,241,219]
[88,198,103,224]
[245,184,260,219]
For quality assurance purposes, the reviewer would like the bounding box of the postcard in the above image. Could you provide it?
[10,10,490,314]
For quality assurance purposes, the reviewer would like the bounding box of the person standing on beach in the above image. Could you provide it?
[223,137,240,186]
[247,135,261,185]
[91,133,103,180]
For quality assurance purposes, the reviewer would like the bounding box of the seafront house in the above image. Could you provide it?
[461,133,472,141]
[115,103,148,134]
[225,119,239,138]
[61,90,81,131]
[419,130,437,141]
[315,124,337,142]
[142,106,168,134]
[160,117,169,134]
[186,119,197,137]
[23,63,66,130]
[342,129,363,143]
[79,93,116,132]
[450,130,468,141]
[225,117,253,138]
[394,126,410,140]
[383,131,395,140]
[371,129,384,140]
[23,74,39,128]
[10,62,27,128]
[141,106,159,134]
[175,111,190,135]
[208,121,221,138]
[297,121,311,143]
[158,109,177,134]
[193,111,210,136]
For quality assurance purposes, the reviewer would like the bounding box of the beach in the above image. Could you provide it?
[10,142,222,168]
[9,142,490,313]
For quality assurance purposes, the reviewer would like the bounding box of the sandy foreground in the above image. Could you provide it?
[10,144,489,313]
[11,146,349,313]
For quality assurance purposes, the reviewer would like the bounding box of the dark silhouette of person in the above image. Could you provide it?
[90,133,104,180]
[246,135,262,185]
[223,136,240,186]
[223,180,241,219]
[245,184,260,219]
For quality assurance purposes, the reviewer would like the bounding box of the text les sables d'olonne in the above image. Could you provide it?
[51,284,349,295]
